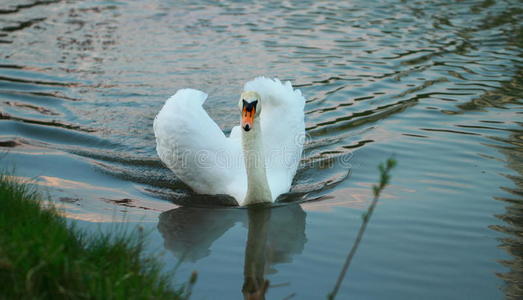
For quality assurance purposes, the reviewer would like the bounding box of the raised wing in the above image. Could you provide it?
[244,77,306,200]
[153,89,246,202]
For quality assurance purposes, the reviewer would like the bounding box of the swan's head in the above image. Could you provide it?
[239,91,261,132]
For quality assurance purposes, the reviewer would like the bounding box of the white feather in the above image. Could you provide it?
[153,77,305,205]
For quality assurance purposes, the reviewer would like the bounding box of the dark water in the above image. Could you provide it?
[1,0,523,298]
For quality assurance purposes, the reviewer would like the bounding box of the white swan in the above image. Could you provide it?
[153,77,305,206]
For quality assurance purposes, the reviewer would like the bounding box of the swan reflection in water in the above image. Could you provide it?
[158,203,307,299]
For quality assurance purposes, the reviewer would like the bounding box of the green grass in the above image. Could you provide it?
[0,173,195,299]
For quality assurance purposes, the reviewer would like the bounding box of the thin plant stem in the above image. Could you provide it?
[328,158,396,300]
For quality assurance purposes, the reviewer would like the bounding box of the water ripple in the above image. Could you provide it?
[1,0,523,298]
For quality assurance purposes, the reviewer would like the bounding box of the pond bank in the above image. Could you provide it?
[0,173,194,299]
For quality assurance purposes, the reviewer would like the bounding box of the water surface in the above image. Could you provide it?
[1,0,522,299]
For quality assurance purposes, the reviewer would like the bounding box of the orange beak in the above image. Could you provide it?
[241,106,255,132]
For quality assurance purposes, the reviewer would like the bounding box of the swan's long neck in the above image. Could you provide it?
[242,118,272,205]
